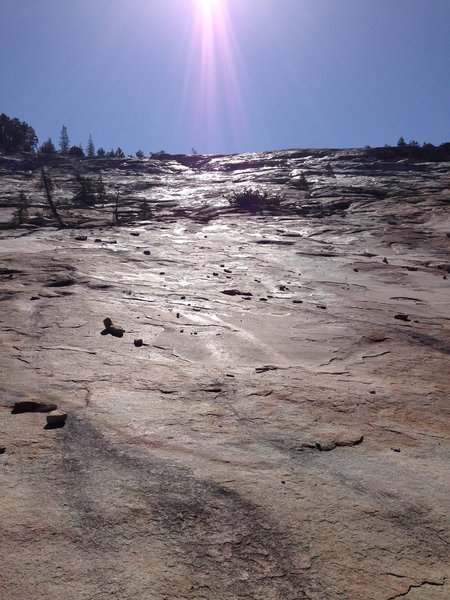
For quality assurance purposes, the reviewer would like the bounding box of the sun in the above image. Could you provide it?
[198,0,221,13]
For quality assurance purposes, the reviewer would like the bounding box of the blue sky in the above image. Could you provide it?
[1,0,449,155]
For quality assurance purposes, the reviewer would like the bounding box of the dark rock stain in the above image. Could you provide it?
[53,418,315,599]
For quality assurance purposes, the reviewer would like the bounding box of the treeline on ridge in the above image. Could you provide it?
[1,112,450,162]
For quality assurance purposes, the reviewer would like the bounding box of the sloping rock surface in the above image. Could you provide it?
[0,148,449,599]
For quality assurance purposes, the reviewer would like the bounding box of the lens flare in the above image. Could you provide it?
[198,0,221,14]
[175,0,248,153]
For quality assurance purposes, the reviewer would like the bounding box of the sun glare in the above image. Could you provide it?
[198,0,221,11]
[174,0,247,151]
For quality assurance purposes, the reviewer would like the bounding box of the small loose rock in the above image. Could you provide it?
[46,410,67,428]
[394,313,411,322]
[12,401,57,414]
[101,317,125,338]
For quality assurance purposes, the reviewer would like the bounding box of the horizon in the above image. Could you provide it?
[1,0,449,155]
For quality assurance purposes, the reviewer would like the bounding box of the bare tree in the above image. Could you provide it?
[113,190,120,224]
[36,149,65,227]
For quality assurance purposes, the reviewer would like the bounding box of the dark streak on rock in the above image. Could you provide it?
[52,418,315,599]
[405,331,450,355]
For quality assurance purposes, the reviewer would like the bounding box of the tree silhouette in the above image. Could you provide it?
[59,126,70,155]
[40,138,57,154]
[86,134,95,158]
[0,113,38,153]
[68,145,85,158]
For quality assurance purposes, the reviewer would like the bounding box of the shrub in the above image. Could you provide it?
[228,188,279,213]
[138,199,152,220]
[291,172,309,190]
[68,145,85,158]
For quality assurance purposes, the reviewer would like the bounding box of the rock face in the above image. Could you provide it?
[0,148,449,599]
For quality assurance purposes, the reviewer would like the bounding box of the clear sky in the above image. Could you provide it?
[1,0,449,155]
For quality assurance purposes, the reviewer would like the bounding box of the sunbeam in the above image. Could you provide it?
[175,0,248,153]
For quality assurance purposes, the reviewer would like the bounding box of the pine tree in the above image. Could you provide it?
[59,126,70,155]
[96,175,106,203]
[40,138,57,154]
[12,191,29,225]
[86,134,95,158]
[96,147,106,157]
[73,173,98,206]
[135,149,144,159]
